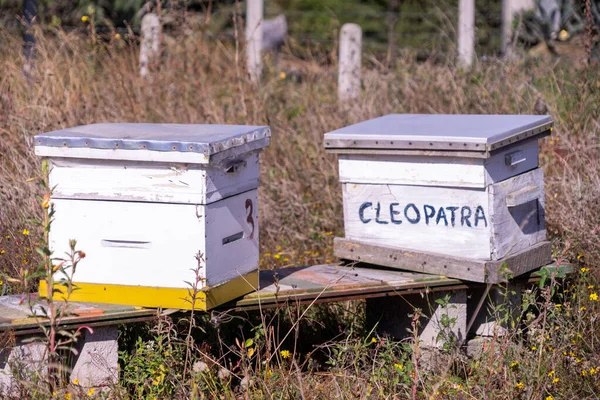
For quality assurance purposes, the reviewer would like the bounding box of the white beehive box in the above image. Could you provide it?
[35,123,270,310]
[325,114,553,283]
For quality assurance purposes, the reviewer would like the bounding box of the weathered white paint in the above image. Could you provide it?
[458,0,475,68]
[140,13,161,78]
[338,23,362,101]
[502,0,535,55]
[338,140,538,188]
[50,189,259,288]
[245,0,263,82]
[342,167,546,261]
[342,183,492,259]
[339,154,484,188]
[48,152,260,204]
[489,168,546,259]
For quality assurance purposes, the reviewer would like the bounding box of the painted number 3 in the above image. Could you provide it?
[245,199,255,240]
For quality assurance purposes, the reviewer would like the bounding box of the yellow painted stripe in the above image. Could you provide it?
[38,270,259,311]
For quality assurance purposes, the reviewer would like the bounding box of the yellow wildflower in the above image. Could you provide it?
[0,250,5,255]
[531,346,537,351]
[280,349,291,359]
[581,306,587,311]
[371,337,377,343]
[515,382,525,389]
[590,293,599,301]
[326,231,333,235]
[72,378,79,385]
[548,370,555,377]
[588,285,595,289]
[64,394,72,400]
[577,253,584,260]
[87,388,95,397]
[582,370,588,376]
[546,396,554,400]
[22,229,29,236]
[247,347,255,357]
[81,15,89,22]
[394,363,404,371]
[274,253,281,260]
[114,33,121,40]
[510,361,518,368]
[580,267,589,273]
[558,29,569,41]
[552,377,559,384]
[278,72,286,80]
[590,368,597,375]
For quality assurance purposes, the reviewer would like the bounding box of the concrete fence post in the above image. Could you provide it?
[502,0,534,57]
[457,0,475,68]
[139,13,161,78]
[338,23,362,102]
[22,0,37,81]
[245,0,264,82]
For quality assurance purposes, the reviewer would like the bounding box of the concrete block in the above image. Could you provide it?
[468,282,524,337]
[71,326,119,387]
[0,336,46,395]
[0,325,119,394]
[366,290,468,347]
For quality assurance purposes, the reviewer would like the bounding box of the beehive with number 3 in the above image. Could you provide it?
[325,114,553,283]
[35,123,270,310]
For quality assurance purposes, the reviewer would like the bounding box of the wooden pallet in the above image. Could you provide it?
[333,237,553,283]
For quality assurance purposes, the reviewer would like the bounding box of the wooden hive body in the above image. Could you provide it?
[325,114,553,283]
[35,123,270,309]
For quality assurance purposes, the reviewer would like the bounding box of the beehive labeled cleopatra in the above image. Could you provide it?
[35,123,270,309]
[325,114,553,283]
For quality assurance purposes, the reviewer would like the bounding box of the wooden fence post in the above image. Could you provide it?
[457,0,475,68]
[139,13,161,78]
[338,23,362,102]
[502,0,534,57]
[22,0,37,81]
[245,0,263,82]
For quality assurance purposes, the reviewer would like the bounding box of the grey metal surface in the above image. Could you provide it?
[34,123,271,155]
[324,114,553,154]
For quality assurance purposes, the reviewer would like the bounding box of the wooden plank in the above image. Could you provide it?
[0,295,156,333]
[489,168,546,259]
[231,263,463,308]
[338,154,486,188]
[49,153,260,204]
[337,139,538,189]
[334,238,487,282]
[342,183,492,259]
[485,240,552,283]
[334,237,553,283]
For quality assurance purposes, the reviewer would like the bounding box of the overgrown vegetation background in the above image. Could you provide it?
[0,0,600,398]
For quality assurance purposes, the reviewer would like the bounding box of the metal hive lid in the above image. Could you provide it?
[324,114,553,155]
[34,123,271,156]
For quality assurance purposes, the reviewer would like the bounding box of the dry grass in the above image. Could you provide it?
[0,24,599,399]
